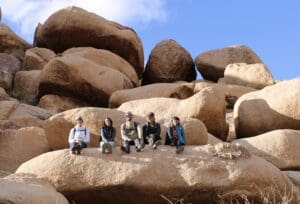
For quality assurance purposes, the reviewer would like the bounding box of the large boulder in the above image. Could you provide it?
[0,53,21,91]
[0,100,52,129]
[224,63,274,89]
[44,107,208,150]
[207,133,222,145]
[195,45,263,82]
[34,6,144,77]
[0,23,31,58]
[63,47,139,86]
[142,39,196,84]
[38,52,134,106]
[119,87,228,140]
[39,94,88,113]
[23,47,56,70]
[234,78,300,138]
[0,87,10,101]
[12,70,41,104]
[15,144,297,204]
[0,174,68,204]
[233,129,300,170]
[109,83,194,108]
[0,127,50,172]
[283,171,300,187]
[0,70,12,91]
[193,80,256,108]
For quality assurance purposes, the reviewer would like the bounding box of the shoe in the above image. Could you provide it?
[76,149,81,155]
[176,146,184,154]
[121,146,130,154]
[140,143,145,149]
[136,145,141,152]
[152,140,161,149]
[70,149,76,155]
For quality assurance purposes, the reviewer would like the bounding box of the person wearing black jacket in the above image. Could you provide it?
[142,112,161,149]
[99,117,116,154]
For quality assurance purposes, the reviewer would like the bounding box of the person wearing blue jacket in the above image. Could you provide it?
[165,116,185,154]
[68,116,90,155]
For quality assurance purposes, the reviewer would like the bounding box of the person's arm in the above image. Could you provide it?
[167,127,172,139]
[121,124,129,141]
[68,128,75,143]
[84,128,90,144]
[112,128,116,142]
[155,123,161,138]
[100,128,108,143]
[180,126,186,145]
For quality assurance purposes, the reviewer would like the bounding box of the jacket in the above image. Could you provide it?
[68,125,90,144]
[167,125,185,144]
[100,127,116,143]
[143,122,161,138]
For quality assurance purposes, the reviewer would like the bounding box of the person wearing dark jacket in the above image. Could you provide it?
[142,112,161,149]
[99,117,116,154]
[165,116,186,154]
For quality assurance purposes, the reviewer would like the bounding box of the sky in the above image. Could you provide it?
[1,0,300,80]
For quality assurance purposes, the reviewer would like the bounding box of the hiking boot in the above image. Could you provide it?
[152,140,161,149]
[176,146,184,154]
[136,145,142,152]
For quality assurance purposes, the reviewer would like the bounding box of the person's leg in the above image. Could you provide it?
[176,140,184,154]
[109,141,115,148]
[142,126,149,145]
[121,140,130,153]
[134,138,141,152]
[79,142,87,149]
[69,142,76,154]
[106,142,113,153]
[76,142,87,154]
[152,134,161,149]
[100,142,105,153]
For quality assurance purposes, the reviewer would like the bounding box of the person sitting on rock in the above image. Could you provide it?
[165,116,185,154]
[99,117,116,154]
[120,111,143,153]
[142,112,161,149]
[68,116,90,155]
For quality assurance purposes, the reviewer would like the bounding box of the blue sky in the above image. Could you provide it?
[1,0,300,80]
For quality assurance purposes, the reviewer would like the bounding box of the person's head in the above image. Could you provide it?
[75,116,83,126]
[103,117,113,127]
[171,116,180,126]
[147,112,155,123]
[125,111,133,121]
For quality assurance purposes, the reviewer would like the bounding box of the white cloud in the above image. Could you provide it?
[0,0,168,42]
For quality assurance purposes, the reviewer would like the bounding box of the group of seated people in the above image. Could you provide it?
[68,111,186,155]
